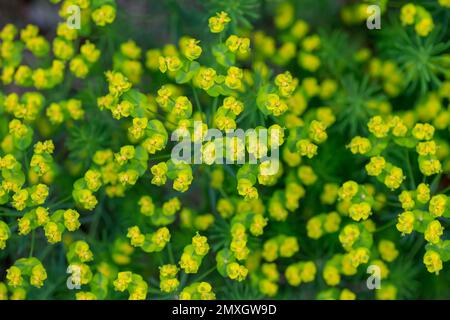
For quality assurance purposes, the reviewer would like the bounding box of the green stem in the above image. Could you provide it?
[209,97,219,127]
[218,188,229,199]
[148,287,164,295]
[0,211,22,217]
[23,150,30,176]
[167,242,175,264]
[430,173,442,194]
[48,194,73,209]
[386,201,402,209]
[374,220,396,233]
[149,153,172,161]
[405,149,415,189]
[192,266,217,283]
[439,184,450,195]
[407,237,425,260]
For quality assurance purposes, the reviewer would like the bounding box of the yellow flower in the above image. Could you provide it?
[113,271,132,291]
[349,247,370,268]
[180,37,202,61]
[105,71,132,97]
[384,167,404,190]
[138,196,155,216]
[368,116,390,138]
[78,42,99,66]
[52,37,74,60]
[365,156,386,176]
[340,289,356,300]
[376,284,397,300]
[192,233,210,256]
[308,120,327,143]
[297,165,317,185]
[415,17,434,37]
[6,266,23,288]
[225,66,243,90]
[173,171,193,193]
[416,140,437,156]
[416,183,430,203]
[400,4,416,25]
[429,194,447,217]
[18,217,31,236]
[30,264,47,288]
[226,35,250,54]
[127,226,145,247]
[159,56,183,73]
[439,0,450,7]
[223,96,244,115]
[91,5,116,27]
[274,71,297,97]
[274,2,294,29]
[70,56,89,78]
[151,162,168,186]
[347,136,371,154]
[237,179,258,200]
[195,67,217,90]
[412,123,435,140]
[1,23,17,41]
[378,240,399,262]
[399,191,415,210]
[297,139,318,159]
[279,237,299,257]
[120,40,141,60]
[64,209,81,232]
[339,224,360,251]
[323,265,340,286]
[226,262,248,281]
[338,181,359,201]
[44,221,62,244]
[76,292,97,300]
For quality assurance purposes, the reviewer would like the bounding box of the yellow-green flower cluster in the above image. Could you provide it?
[5,258,47,299]
[400,4,434,37]
[306,211,341,239]
[396,185,450,274]
[262,235,299,262]
[126,226,171,253]
[179,281,215,300]
[179,233,210,274]
[285,261,316,286]
[159,264,179,293]
[338,181,374,221]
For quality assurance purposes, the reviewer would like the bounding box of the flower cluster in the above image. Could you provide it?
[1,0,450,301]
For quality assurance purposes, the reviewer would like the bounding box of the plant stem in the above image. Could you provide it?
[192,86,203,115]
[209,96,219,127]
[149,153,172,161]
[29,230,35,258]
[192,266,217,282]
[440,184,450,194]
[167,242,175,264]
[374,220,396,233]
[405,149,415,189]
[48,194,73,209]
[0,211,22,217]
